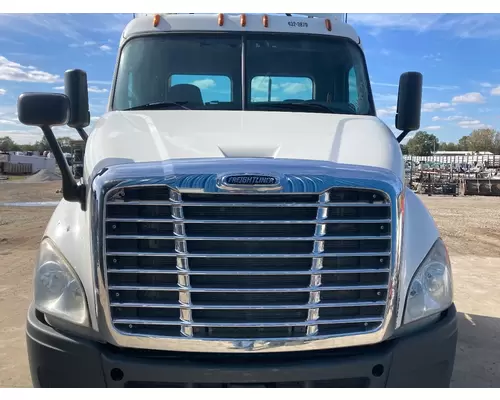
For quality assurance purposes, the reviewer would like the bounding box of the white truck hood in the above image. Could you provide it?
[85,110,404,181]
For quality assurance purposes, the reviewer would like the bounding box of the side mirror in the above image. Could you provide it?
[17,93,86,209]
[395,72,423,142]
[64,69,90,139]
[18,93,70,127]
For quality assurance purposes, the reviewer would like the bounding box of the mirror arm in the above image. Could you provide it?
[76,127,88,142]
[396,130,410,143]
[41,126,86,210]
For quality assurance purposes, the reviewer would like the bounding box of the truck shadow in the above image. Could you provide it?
[452,312,500,387]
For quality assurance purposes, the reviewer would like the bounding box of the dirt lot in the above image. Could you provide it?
[0,180,499,387]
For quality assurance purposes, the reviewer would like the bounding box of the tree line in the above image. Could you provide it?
[0,136,74,154]
[400,128,500,156]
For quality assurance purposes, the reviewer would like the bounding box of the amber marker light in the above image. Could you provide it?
[218,13,224,26]
[262,15,269,28]
[325,18,332,31]
[153,14,161,27]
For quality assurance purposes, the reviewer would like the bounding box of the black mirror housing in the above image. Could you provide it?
[17,93,70,127]
[17,91,86,209]
[395,72,423,132]
[64,69,90,129]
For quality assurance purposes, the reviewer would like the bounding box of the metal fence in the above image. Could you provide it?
[404,154,500,196]
[404,154,500,167]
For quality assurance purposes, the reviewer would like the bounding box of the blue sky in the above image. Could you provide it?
[0,13,499,144]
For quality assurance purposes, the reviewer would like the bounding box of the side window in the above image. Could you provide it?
[250,76,313,102]
[169,74,232,103]
[348,67,359,109]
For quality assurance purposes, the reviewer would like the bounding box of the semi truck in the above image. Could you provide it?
[19,13,457,388]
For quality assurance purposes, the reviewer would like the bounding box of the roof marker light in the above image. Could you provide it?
[218,13,224,26]
[153,14,160,27]
[325,18,332,31]
[240,14,247,27]
[262,15,269,28]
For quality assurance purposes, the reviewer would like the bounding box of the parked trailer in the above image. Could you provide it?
[8,154,56,173]
[461,178,500,196]
[1,162,33,175]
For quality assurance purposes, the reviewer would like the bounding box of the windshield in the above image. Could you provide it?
[112,33,375,116]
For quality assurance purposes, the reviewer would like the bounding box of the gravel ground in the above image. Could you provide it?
[0,182,499,387]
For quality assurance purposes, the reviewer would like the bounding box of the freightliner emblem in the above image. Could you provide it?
[219,174,281,190]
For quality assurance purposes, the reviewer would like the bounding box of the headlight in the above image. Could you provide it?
[403,238,453,325]
[34,238,89,327]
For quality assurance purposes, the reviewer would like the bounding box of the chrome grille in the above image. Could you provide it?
[104,186,392,341]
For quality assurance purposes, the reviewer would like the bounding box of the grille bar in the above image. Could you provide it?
[106,218,392,224]
[107,201,390,208]
[108,284,389,292]
[106,252,391,258]
[110,300,387,309]
[107,268,390,275]
[106,235,391,241]
[114,317,384,327]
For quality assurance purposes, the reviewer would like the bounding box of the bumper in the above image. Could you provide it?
[26,304,458,388]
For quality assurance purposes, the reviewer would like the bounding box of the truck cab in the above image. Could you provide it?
[20,13,457,388]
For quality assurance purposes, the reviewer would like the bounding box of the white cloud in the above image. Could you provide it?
[378,102,454,117]
[100,45,112,52]
[280,81,312,95]
[70,40,97,48]
[88,80,112,85]
[250,77,312,95]
[88,86,108,93]
[422,102,452,112]
[380,48,391,56]
[0,14,130,42]
[452,92,486,104]
[0,88,6,95]
[423,53,442,62]
[0,119,18,126]
[251,77,279,93]
[490,86,500,96]
[424,125,441,130]
[349,14,441,32]
[350,13,500,39]
[377,105,397,116]
[432,115,467,122]
[458,120,481,126]
[457,119,492,129]
[54,85,108,94]
[370,81,458,91]
[191,79,216,90]
[373,93,398,103]
[0,55,59,83]
[0,130,41,145]
[480,82,493,88]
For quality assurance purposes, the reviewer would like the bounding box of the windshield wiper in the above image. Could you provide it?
[123,101,191,111]
[252,102,336,114]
